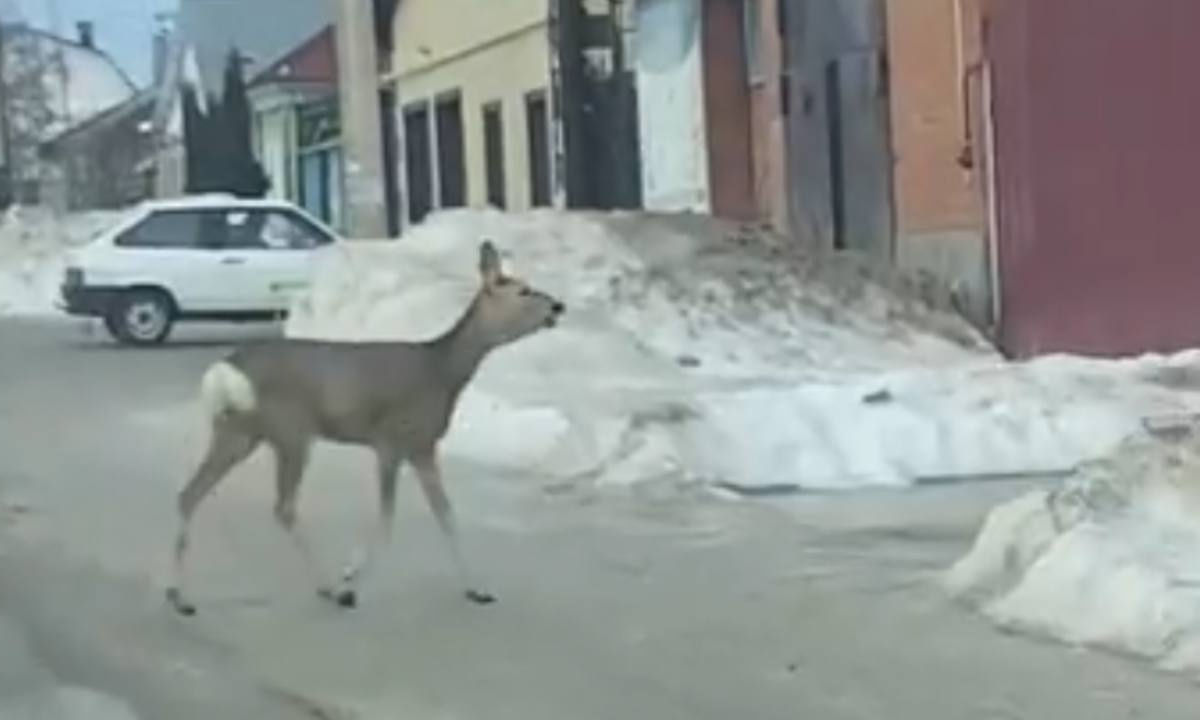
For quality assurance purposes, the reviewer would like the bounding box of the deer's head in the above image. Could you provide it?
[473,240,565,345]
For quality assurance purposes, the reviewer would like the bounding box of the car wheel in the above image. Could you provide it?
[108,289,174,346]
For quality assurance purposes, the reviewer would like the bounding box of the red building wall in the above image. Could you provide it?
[988,0,1200,356]
[250,26,338,87]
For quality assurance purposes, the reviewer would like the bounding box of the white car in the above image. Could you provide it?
[59,195,340,345]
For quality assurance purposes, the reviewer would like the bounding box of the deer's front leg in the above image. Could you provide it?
[411,450,496,605]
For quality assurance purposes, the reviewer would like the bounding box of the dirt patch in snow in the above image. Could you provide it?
[602,212,986,352]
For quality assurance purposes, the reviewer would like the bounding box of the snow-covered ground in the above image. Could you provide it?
[285,210,1200,493]
[0,206,121,316]
[6,204,1200,494]
[0,612,139,720]
[945,417,1200,676]
[10,206,1200,681]
[283,209,1200,679]
[5,319,1198,719]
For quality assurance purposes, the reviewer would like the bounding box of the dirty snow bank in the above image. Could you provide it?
[286,210,1200,491]
[684,354,1200,489]
[289,209,988,376]
[945,417,1200,675]
[0,206,123,315]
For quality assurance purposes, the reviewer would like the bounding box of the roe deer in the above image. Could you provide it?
[167,241,565,616]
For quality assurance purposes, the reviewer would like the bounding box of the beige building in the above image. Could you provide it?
[383,0,557,228]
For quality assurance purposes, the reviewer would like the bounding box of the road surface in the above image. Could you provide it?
[0,317,1195,718]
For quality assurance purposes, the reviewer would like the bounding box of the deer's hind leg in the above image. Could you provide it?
[266,434,346,605]
[168,418,261,616]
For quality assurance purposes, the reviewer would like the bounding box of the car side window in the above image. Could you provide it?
[222,210,268,250]
[116,210,212,249]
[197,211,230,249]
[250,211,334,250]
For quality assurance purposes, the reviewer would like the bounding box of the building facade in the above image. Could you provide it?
[39,90,158,211]
[634,0,755,220]
[742,0,790,233]
[153,0,333,206]
[248,27,345,231]
[983,0,1200,357]
[885,0,990,328]
[384,0,559,228]
[0,22,137,205]
[368,0,1200,359]
[877,0,1200,356]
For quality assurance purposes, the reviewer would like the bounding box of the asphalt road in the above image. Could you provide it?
[0,317,1196,719]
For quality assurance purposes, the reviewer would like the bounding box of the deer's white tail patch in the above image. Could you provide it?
[200,362,257,417]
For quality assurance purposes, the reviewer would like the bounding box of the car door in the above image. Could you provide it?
[110,209,231,312]
[211,209,275,310]
[218,208,335,313]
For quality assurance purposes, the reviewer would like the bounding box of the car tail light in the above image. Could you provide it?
[64,267,84,287]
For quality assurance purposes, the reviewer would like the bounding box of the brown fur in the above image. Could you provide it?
[167,241,564,615]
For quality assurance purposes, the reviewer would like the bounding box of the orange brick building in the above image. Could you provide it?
[884,0,991,326]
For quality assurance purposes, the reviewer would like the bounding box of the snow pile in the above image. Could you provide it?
[51,41,137,134]
[0,206,122,315]
[945,418,1200,674]
[287,210,1200,491]
[289,210,988,376]
[683,354,1200,489]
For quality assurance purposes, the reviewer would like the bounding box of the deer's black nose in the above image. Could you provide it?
[551,301,565,315]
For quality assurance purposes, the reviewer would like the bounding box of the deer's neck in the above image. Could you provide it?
[432,296,495,391]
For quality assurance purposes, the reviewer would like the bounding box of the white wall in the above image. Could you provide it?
[634,0,710,212]
[254,106,293,200]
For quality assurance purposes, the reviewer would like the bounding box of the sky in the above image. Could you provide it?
[2,0,177,86]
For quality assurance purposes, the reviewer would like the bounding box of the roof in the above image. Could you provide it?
[1,24,137,139]
[178,0,333,94]
[2,24,137,90]
[248,26,338,89]
[40,88,158,153]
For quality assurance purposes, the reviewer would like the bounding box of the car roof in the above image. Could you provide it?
[138,194,305,213]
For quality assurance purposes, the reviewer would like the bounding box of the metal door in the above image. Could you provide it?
[989,0,1200,356]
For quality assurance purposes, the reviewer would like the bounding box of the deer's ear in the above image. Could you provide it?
[479,240,501,285]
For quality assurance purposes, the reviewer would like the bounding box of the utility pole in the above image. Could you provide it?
[332,0,387,238]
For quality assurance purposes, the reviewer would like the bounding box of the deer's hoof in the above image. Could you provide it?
[466,589,497,605]
[320,587,357,609]
[166,588,197,617]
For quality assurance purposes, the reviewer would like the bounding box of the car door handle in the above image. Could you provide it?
[220,256,246,265]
